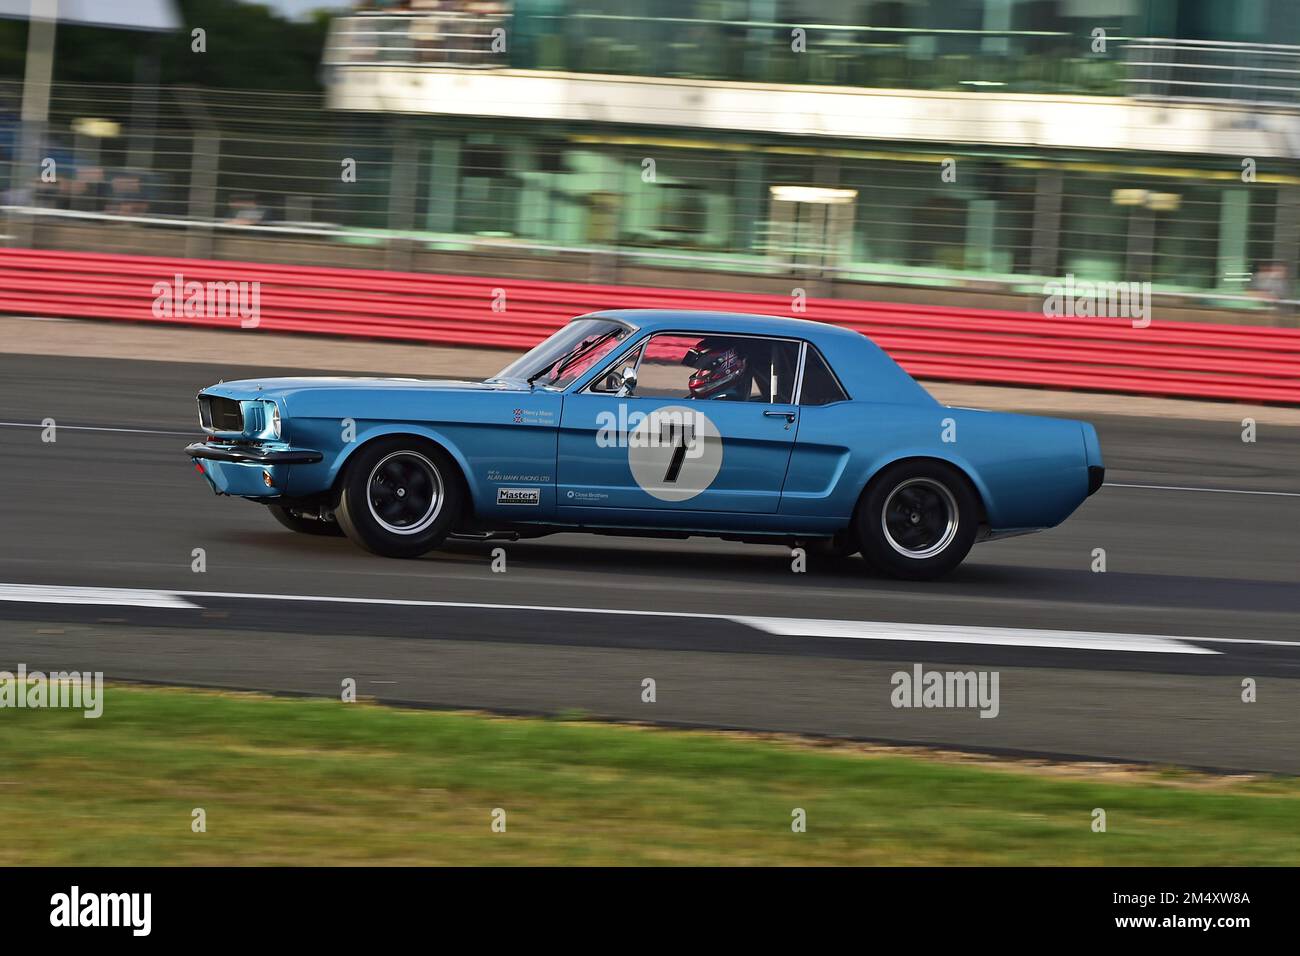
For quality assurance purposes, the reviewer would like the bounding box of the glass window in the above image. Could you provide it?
[633,333,800,402]
[587,344,643,394]
[799,346,849,405]
[491,318,631,389]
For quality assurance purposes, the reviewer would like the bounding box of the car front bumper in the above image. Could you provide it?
[185,441,323,497]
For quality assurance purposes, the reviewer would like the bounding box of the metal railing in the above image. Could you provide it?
[323,14,1300,110]
[1125,38,1300,106]
[323,11,510,69]
[323,12,1120,95]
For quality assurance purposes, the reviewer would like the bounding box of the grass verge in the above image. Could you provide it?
[2,684,1298,865]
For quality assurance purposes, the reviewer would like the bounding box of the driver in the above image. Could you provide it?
[682,338,749,400]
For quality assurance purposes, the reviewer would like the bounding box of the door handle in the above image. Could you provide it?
[764,410,797,423]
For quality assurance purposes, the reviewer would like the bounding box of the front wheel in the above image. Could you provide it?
[335,438,462,558]
[856,461,979,580]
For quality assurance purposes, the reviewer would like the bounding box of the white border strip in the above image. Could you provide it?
[1106,482,1300,498]
[0,422,193,437]
[734,616,1218,654]
[0,584,199,609]
[0,582,1244,654]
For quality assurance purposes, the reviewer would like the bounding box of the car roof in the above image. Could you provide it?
[586,309,866,346]
[579,309,936,406]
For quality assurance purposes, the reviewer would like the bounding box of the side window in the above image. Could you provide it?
[799,346,849,405]
[635,333,801,402]
[588,345,643,394]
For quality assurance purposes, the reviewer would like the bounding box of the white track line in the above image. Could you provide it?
[0,583,1239,655]
[1105,482,1300,498]
[0,584,199,609]
[734,616,1218,655]
[0,422,193,437]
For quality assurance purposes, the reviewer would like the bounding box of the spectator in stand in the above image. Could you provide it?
[33,174,60,209]
[106,171,148,217]
[2,183,34,206]
[68,165,108,213]
[1250,262,1291,306]
[225,193,268,227]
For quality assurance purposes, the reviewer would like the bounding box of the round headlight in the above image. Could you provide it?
[266,401,281,440]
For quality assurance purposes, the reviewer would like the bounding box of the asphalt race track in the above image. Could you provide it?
[1,353,1298,772]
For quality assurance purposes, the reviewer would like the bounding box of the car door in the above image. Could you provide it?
[557,332,801,515]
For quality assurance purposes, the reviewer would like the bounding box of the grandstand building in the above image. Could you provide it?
[322,0,1300,314]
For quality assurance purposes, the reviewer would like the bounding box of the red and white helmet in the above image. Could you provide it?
[685,340,748,399]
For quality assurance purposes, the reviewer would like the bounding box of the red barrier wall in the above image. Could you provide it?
[2,247,1298,403]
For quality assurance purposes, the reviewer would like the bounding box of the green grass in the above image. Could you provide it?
[2,684,1298,865]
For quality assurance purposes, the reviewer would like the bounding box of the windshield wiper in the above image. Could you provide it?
[526,329,621,387]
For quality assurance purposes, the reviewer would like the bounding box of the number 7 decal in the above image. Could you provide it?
[662,422,690,483]
[629,405,722,502]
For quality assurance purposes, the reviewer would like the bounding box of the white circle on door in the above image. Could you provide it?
[627,405,723,502]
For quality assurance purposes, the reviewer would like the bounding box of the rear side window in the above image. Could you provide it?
[799,347,849,405]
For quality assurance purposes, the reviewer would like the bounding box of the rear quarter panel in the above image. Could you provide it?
[782,402,1090,531]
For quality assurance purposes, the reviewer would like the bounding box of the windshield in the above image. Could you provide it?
[491,318,632,390]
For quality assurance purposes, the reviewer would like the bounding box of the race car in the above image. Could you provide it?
[185,310,1104,579]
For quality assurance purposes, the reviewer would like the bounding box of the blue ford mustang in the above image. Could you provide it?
[185,310,1103,579]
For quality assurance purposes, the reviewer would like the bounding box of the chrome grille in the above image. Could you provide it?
[198,395,243,433]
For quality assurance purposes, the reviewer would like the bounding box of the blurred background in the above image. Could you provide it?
[1,0,1298,321]
[2,5,1300,864]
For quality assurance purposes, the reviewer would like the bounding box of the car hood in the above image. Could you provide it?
[202,376,527,402]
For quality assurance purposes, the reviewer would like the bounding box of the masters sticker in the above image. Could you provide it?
[496,487,541,506]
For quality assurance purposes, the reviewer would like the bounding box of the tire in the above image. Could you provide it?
[267,503,345,537]
[856,461,979,580]
[334,437,463,558]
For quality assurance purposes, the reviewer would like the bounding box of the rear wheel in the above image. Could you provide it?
[335,438,462,558]
[267,503,344,537]
[856,461,979,580]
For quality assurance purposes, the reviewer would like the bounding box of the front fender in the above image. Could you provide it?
[283,420,480,510]
[335,423,478,502]
[280,402,562,519]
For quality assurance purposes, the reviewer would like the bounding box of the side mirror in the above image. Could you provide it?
[618,366,637,395]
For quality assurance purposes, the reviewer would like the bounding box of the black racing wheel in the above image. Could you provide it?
[856,460,979,580]
[335,437,462,558]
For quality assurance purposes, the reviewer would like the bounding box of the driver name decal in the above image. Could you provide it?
[510,408,555,426]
